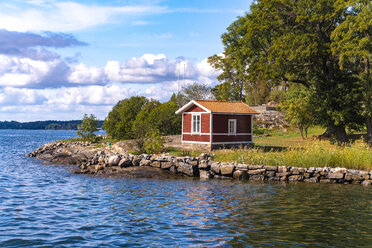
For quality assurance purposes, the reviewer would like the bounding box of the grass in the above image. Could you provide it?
[58,127,372,171]
[212,141,372,171]
[211,127,372,171]
[168,126,372,171]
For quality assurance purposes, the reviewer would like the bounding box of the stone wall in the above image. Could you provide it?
[26,142,372,186]
[137,155,372,185]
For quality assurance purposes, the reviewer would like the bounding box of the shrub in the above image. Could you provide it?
[143,129,165,154]
[77,114,99,142]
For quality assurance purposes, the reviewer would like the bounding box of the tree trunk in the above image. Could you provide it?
[366,116,372,143]
[318,126,336,139]
[335,126,347,146]
[299,127,304,139]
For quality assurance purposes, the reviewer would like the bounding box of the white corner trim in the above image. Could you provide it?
[210,113,213,144]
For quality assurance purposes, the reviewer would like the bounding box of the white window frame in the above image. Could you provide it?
[228,119,237,135]
[192,113,201,134]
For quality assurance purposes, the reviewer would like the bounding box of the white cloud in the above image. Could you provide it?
[68,64,105,84]
[0,1,167,32]
[0,52,219,88]
[0,55,69,87]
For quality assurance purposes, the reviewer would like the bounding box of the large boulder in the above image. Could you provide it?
[211,162,221,175]
[200,170,213,179]
[177,162,199,177]
[119,159,132,168]
[220,164,235,176]
[108,155,121,166]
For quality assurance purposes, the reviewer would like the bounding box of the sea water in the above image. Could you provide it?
[0,130,371,247]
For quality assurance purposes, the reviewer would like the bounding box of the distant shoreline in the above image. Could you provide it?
[0,120,103,130]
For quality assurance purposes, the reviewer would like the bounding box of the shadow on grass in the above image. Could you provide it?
[253,145,288,152]
[253,145,305,152]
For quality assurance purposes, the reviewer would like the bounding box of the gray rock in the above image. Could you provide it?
[198,160,210,170]
[276,171,292,177]
[304,177,318,183]
[265,171,276,178]
[250,175,265,181]
[95,164,104,171]
[289,175,304,181]
[320,179,332,183]
[264,165,277,171]
[331,167,347,174]
[220,164,235,176]
[169,165,177,174]
[132,157,141,166]
[161,162,172,170]
[119,159,132,168]
[91,156,98,165]
[236,164,249,171]
[248,164,263,170]
[211,162,221,175]
[139,159,151,167]
[150,161,161,168]
[108,155,121,166]
[278,166,287,172]
[327,172,344,179]
[248,169,266,175]
[98,156,105,164]
[200,170,213,179]
[233,170,248,180]
[177,162,198,177]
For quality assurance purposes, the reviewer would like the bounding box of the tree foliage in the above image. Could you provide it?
[77,114,99,142]
[331,0,372,143]
[103,96,148,140]
[104,96,181,141]
[279,86,315,139]
[210,0,368,144]
[181,82,213,102]
[143,129,165,154]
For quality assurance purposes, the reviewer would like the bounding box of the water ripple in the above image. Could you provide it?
[0,130,371,247]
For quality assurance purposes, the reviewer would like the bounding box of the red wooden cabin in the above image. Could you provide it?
[175,100,259,150]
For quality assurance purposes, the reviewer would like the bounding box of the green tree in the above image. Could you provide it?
[77,114,99,142]
[181,82,213,101]
[331,0,372,143]
[103,96,148,140]
[208,54,247,101]
[279,86,315,139]
[143,129,165,154]
[132,99,161,151]
[170,92,188,108]
[211,0,365,144]
[148,101,181,135]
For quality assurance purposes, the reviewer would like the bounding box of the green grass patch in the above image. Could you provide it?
[212,141,372,171]
[166,146,203,157]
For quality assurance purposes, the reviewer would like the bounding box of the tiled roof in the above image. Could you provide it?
[195,100,259,114]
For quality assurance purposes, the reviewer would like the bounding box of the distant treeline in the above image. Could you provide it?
[0,120,104,130]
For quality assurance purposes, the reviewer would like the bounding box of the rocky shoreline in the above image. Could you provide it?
[26,141,372,186]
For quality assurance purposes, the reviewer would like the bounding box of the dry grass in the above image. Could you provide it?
[212,141,372,171]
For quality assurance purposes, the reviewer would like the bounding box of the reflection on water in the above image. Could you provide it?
[0,130,371,247]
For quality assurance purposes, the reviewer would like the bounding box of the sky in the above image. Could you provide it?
[0,0,251,121]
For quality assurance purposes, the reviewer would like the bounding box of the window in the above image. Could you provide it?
[192,114,201,133]
[228,119,236,135]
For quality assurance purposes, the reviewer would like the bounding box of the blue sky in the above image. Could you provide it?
[0,0,251,121]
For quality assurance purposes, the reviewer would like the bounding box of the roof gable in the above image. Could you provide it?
[175,100,259,114]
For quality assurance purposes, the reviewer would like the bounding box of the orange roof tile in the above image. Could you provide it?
[195,100,259,114]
